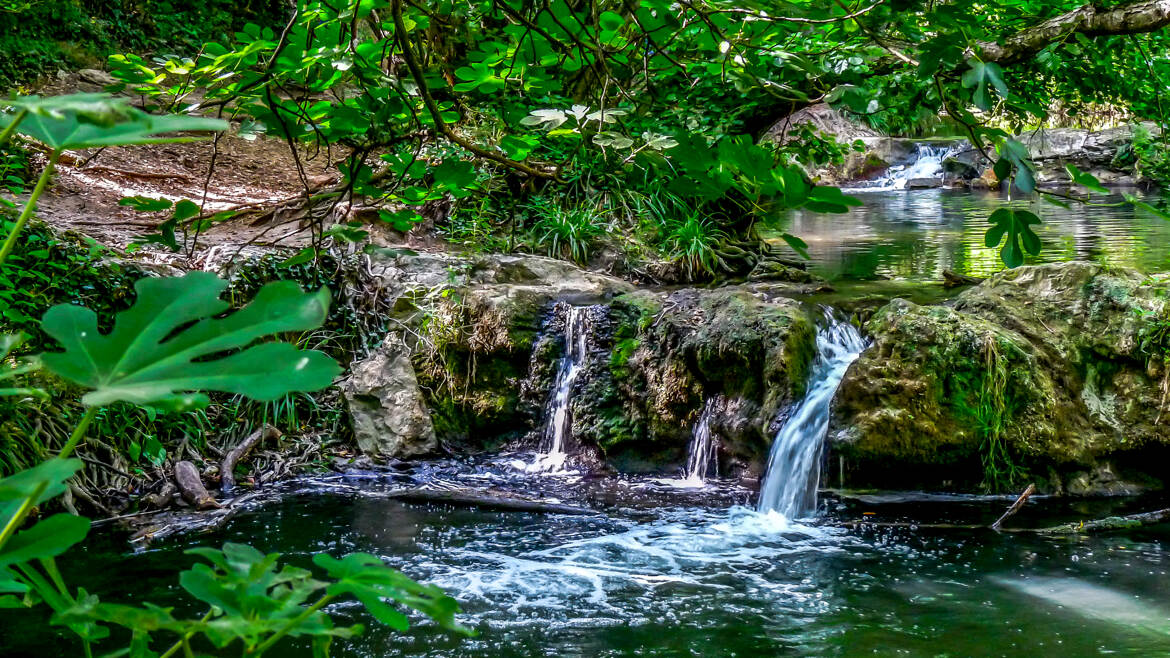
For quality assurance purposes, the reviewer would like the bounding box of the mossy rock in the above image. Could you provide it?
[572,286,818,475]
[831,262,1170,494]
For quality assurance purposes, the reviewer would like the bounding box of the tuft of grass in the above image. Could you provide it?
[528,202,606,264]
[663,213,726,278]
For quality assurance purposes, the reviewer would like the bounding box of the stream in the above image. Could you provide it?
[775,188,1170,282]
[5,465,1169,657]
[5,179,1170,656]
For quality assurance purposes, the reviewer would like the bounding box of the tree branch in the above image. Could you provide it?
[977,0,1170,65]
[389,0,556,180]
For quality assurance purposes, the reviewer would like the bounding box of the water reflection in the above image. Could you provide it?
[770,189,1170,281]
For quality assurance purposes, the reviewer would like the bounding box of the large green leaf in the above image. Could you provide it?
[2,93,132,126]
[985,208,1042,268]
[0,514,90,569]
[0,94,226,150]
[0,459,84,548]
[314,553,470,635]
[1065,164,1109,195]
[0,459,84,504]
[178,543,354,649]
[998,138,1036,193]
[38,272,340,411]
[961,60,1008,111]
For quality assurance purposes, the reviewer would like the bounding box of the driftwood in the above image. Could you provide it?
[842,504,1170,535]
[1039,508,1170,534]
[144,481,177,509]
[943,270,985,287]
[992,483,1036,530]
[221,425,282,495]
[385,488,593,515]
[129,490,270,545]
[174,461,221,510]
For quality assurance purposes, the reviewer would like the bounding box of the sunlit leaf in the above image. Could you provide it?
[38,272,340,411]
[985,208,1042,268]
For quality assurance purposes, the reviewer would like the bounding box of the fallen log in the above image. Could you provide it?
[221,425,282,495]
[1038,508,1170,534]
[385,488,593,515]
[174,461,221,510]
[943,270,985,287]
[840,505,1170,534]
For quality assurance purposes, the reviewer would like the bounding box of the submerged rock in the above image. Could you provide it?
[832,262,1170,492]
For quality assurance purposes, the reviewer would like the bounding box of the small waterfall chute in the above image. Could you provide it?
[848,143,963,191]
[528,304,595,472]
[653,397,721,488]
[683,397,719,483]
[757,310,868,518]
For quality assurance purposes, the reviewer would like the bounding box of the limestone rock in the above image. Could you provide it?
[342,343,437,460]
[905,177,943,189]
[361,251,633,450]
[78,68,117,88]
[1015,124,1154,185]
[831,262,1170,492]
[766,103,881,143]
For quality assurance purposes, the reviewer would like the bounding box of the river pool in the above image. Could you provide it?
[778,189,1170,281]
[4,460,1168,657]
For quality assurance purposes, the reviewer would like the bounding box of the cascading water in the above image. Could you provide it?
[652,397,722,488]
[757,311,868,518]
[853,143,962,191]
[530,304,593,472]
[682,397,719,483]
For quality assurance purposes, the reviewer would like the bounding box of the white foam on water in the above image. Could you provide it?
[412,505,850,630]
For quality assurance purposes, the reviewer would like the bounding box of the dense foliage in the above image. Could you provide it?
[0,96,469,656]
[0,0,288,87]
[89,0,1170,276]
[2,0,1170,651]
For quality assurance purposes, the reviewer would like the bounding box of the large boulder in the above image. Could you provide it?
[341,342,437,459]
[1013,124,1154,185]
[831,262,1170,493]
[766,103,881,143]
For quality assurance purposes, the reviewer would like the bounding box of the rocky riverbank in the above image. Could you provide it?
[341,250,1170,495]
[774,103,1158,188]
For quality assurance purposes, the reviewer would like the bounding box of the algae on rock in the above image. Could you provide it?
[570,287,819,476]
[832,262,1170,493]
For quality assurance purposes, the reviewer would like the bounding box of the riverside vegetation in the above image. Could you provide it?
[2,0,1170,655]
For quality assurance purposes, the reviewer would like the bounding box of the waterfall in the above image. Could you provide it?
[757,311,868,518]
[531,304,593,472]
[682,398,719,484]
[853,143,962,191]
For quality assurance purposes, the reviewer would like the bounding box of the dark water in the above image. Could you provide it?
[771,189,1170,281]
[4,460,1169,657]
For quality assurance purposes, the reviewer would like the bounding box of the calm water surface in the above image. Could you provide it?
[3,461,1168,657]
[775,189,1170,281]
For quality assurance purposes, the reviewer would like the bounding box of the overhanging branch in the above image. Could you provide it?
[977,0,1170,65]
